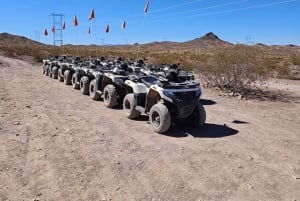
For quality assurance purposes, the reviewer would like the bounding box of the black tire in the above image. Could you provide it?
[103,84,118,108]
[45,66,49,76]
[123,94,141,119]
[58,69,64,82]
[80,76,90,95]
[52,67,58,79]
[149,103,171,134]
[72,73,80,90]
[186,102,206,127]
[64,70,72,85]
[89,79,101,100]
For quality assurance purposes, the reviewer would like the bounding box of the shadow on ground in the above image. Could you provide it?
[200,99,217,105]
[164,123,239,138]
[245,88,299,103]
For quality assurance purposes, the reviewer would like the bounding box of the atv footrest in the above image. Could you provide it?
[136,106,145,113]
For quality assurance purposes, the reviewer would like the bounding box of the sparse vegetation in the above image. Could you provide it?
[198,45,267,95]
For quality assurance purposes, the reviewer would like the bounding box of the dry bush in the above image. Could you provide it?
[199,45,267,95]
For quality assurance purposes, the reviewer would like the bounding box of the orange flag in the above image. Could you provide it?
[89,8,95,20]
[44,29,48,36]
[144,0,150,15]
[105,24,109,33]
[73,15,78,26]
[121,20,126,29]
[51,26,55,33]
[62,21,66,30]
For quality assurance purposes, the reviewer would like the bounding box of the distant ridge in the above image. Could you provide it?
[1,32,299,53]
[0,32,42,47]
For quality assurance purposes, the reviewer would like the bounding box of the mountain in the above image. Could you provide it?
[1,32,299,54]
[0,32,43,47]
[139,32,232,52]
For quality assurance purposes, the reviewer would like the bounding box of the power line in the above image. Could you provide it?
[145,0,297,23]
[147,0,249,21]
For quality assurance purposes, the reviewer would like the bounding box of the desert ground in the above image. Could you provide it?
[0,55,299,201]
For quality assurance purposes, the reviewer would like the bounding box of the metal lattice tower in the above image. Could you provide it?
[50,13,64,47]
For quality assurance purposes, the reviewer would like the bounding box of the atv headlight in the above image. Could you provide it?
[163,91,176,100]
[195,88,201,97]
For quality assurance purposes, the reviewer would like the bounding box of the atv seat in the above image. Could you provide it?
[141,76,157,88]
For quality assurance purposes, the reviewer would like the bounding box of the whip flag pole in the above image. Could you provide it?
[73,15,79,56]
[137,0,150,59]
[89,8,98,57]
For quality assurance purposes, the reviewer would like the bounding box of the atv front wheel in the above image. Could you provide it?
[72,73,80,90]
[149,103,171,134]
[80,76,90,95]
[58,69,64,82]
[186,102,206,127]
[52,67,58,79]
[89,79,101,100]
[64,70,72,85]
[123,93,140,119]
[103,84,118,108]
[45,66,49,76]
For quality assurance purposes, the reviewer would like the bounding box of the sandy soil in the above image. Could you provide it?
[0,55,299,201]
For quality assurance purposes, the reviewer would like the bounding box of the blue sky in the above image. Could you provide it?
[0,0,299,46]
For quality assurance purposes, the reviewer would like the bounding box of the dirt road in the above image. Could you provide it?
[0,56,299,201]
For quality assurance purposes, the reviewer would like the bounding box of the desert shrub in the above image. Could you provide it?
[199,45,267,94]
[291,54,300,66]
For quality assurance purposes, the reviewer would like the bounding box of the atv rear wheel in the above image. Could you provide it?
[123,93,141,119]
[89,79,101,100]
[149,103,171,134]
[186,102,206,127]
[58,69,64,82]
[64,70,72,85]
[72,73,80,90]
[103,84,118,108]
[80,76,90,95]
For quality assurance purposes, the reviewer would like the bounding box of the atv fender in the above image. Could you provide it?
[145,88,160,113]
[102,76,112,91]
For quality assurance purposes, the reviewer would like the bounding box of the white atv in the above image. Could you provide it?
[123,74,206,133]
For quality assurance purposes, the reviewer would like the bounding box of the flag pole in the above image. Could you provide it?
[137,0,150,60]
[93,20,98,57]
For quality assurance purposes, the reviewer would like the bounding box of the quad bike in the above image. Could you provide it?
[57,57,83,85]
[123,72,206,133]
[72,60,128,108]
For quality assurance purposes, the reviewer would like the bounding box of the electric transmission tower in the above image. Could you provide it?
[50,13,64,54]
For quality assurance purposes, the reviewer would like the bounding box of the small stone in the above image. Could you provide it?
[16,134,20,136]
[13,122,20,125]
[116,187,120,191]
[292,175,300,180]
[115,161,120,164]
[238,95,243,100]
